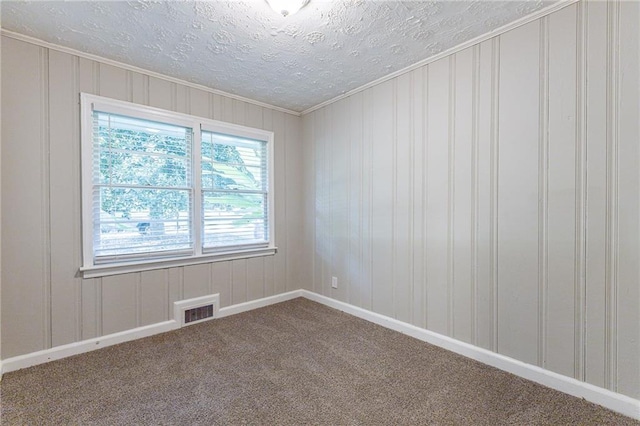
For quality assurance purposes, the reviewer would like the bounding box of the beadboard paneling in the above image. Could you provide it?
[303,0,639,400]
[1,35,304,359]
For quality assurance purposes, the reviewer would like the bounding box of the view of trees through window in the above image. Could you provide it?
[94,112,268,260]
[201,131,268,250]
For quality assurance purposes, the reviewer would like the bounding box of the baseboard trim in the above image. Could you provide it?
[300,290,640,420]
[217,290,303,318]
[0,290,304,376]
[2,289,637,420]
[1,320,179,375]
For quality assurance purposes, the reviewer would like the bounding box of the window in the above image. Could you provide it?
[80,93,275,277]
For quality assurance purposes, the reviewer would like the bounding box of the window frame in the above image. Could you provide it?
[80,93,276,278]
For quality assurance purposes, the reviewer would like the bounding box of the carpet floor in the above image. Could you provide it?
[1,298,637,425]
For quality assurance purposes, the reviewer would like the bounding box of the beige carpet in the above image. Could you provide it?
[1,298,637,425]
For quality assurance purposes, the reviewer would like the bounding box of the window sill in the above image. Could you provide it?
[79,247,277,278]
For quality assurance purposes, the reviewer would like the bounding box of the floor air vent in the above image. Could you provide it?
[174,294,220,327]
[185,304,214,324]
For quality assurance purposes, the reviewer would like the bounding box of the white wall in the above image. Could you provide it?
[302,1,639,400]
[0,35,308,359]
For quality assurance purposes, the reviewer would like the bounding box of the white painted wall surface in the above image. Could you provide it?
[302,1,639,400]
[0,35,308,359]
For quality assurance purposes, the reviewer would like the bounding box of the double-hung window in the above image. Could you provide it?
[80,93,275,277]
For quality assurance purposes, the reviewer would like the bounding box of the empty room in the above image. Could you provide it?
[0,0,638,424]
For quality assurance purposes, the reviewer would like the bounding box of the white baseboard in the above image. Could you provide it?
[217,289,303,318]
[2,289,637,420]
[1,320,179,375]
[300,290,640,421]
[0,290,303,376]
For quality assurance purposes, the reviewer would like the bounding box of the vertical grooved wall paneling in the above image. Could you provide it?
[262,107,276,299]
[395,73,411,324]
[615,0,639,398]
[498,20,541,367]
[426,57,450,335]
[537,16,550,369]
[1,36,304,358]
[411,68,425,329]
[1,38,46,357]
[303,0,638,400]
[547,5,577,377]
[584,0,608,391]
[604,0,620,393]
[370,81,394,319]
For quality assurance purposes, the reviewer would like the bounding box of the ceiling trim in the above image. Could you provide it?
[0,28,302,117]
[300,0,579,116]
[1,0,578,117]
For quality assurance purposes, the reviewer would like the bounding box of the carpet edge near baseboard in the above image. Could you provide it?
[1,288,638,420]
[300,290,640,421]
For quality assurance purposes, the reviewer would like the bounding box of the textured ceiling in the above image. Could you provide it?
[1,0,554,112]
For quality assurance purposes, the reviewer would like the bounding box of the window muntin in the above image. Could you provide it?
[81,93,275,275]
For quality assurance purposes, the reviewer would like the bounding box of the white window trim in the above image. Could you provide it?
[80,93,276,278]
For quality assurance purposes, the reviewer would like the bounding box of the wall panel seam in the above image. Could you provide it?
[245,259,249,302]
[284,115,289,294]
[126,71,133,103]
[358,99,363,308]
[97,278,103,336]
[422,66,429,330]
[347,100,352,304]
[184,87,191,116]
[260,109,267,298]
[392,80,397,318]
[135,273,141,327]
[142,75,149,106]
[328,107,333,297]
[490,36,500,353]
[575,0,588,382]
[42,46,52,350]
[368,97,374,310]
[208,92,214,119]
[180,266,185,301]
[73,55,82,341]
[448,55,456,337]
[408,72,415,324]
[538,17,550,368]
[471,45,480,346]
[93,61,100,95]
[165,269,170,320]
[604,0,620,392]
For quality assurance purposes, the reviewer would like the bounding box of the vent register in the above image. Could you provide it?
[184,304,214,324]
[174,294,220,327]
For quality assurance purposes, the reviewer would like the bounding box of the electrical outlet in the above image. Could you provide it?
[331,276,338,289]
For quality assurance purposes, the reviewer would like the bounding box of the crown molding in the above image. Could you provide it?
[301,0,579,115]
[0,29,301,117]
[0,0,580,118]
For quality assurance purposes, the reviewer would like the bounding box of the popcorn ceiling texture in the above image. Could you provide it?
[1,0,553,112]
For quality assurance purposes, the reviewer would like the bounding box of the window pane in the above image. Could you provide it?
[95,113,189,156]
[202,192,267,249]
[95,187,192,258]
[201,131,267,192]
[94,112,191,187]
[98,150,189,187]
[92,110,193,261]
